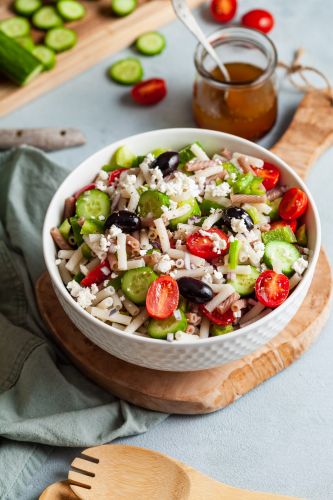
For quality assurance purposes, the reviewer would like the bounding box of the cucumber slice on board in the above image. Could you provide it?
[0,17,30,38]
[137,190,170,218]
[121,267,158,305]
[16,35,35,51]
[264,241,300,277]
[14,0,42,16]
[76,189,111,220]
[148,310,187,340]
[32,6,63,30]
[108,58,143,85]
[57,1,86,21]
[135,31,166,56]
[45,27,77,52]
[169,198,201,230]
[111,0,137,16]
[228,266,260,296]
[0,31,43,85]
[32,45,56,70]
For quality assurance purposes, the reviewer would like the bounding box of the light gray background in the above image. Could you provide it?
[2,0,333,498]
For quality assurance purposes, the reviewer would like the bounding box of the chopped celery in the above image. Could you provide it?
[70,216,83,246]
[228,240,241,270]
[232,173,265,195]
[296,224,308,246]
[80,218,104,235]
[262,226,297,245]
[268,197,282,222]
[58,218,71,240]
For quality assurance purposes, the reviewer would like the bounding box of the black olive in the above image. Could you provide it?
[104,210,140,233]
[149,151,179,177]
[177,277,213,304]
[221,207,254,231]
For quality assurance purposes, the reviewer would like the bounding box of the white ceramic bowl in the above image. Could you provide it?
[43,128,321,371]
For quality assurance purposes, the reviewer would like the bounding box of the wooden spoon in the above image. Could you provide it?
[68,445,301,499]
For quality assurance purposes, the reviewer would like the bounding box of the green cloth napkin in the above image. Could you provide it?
[0,147,167,500]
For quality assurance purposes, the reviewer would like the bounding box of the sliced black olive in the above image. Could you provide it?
[149,151,179,177]
[221,207,254,231]
[104,210,140,233]
[177,277,213,304]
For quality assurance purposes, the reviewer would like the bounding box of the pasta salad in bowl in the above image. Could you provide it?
[43,129,320,371]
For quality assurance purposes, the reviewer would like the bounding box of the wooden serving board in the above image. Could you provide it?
[35,91,333,414]
[0,0,204,117]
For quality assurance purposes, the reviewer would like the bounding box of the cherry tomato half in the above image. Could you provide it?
[255,270,289,308]
[74,183,96,199]
[253,162,280,191]
[186,228,229,260]
[108,168,126,185]
[241,9,274,34]
[210,0,237,23]
[279,188,308,221]
[146,275,179,319]
[131,78,167,106]
[199,305,235,326]
[270,219,297,233]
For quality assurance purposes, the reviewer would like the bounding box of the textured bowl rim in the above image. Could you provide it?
[43,128,321,348]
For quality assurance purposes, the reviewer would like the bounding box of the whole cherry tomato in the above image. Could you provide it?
[131,78,167,106]
[186,228,229,260]
[270,219,297,233]
[199,305,235,326]
[210,0,237,23]
[255,270,289,308]
[241,9,274,34]
[279,188,308,221]
[146,275,179,319]
[253,162,280,191]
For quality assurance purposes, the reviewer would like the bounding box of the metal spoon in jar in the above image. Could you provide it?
[171,0,230,82]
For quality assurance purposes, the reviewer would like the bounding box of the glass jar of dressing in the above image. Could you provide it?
[193,27,278,141]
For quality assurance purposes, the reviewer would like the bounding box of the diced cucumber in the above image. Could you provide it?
[199,199,224,216]
[32,45,56,70]
[58,218,71,240]
[148,310,187,340]
[0,31,43,85]
[264,241,300,277]
[262,226,296,245]
[16,35,35,51]
[169,198,201,230]
[135,32,166,56]
[80,218,105,235]
[232,173,265,196]
[76,189,111,220]
[121,267,157,305]
[111,0,137,17]
[81,243,92,259]
[114,145,138,167]
[0,17,30,38]
[228,266,260,296]
[178,141,205,165]
[223,161,240,182]
[296,224,308,246]
[32,6,63,30]
[57,1,86,21]
[108,57,143,85]
[14,0,42,16]
[211,324,234,336]
[137,190,170,218]
[70,216,83,246]
[268,197,282,222]
[45,27,77,53]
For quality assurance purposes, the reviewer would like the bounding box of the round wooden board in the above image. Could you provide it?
[35,248,332,415]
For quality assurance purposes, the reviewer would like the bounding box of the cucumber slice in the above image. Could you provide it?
[0,17,30,38]
[135,31,166,56]
[137,190,170,218]
[211,324,234,336]
[262,226,296,245]
[178,141,205,165]
[0,31,43,85]
[169,198,201,229]
[264,241,300,277]
[16,35,35,51]
[70,216,83,246]
[114,145,138,167]
[45,27,77,52]
[32,7,63,30]
[32,45,56,70]
[76,189,111,220]
[148,310,187,340]
[199,199,224,216]
[57,1,86,21]
[80,218,105,235]
[121,267,157,305]
[268,197,282,222]
[111,0,137,16]
[296,224,308,246]
[228,266,260,296]
[14,0,42,16]
[108,58,143,85]
[58,218,71,240]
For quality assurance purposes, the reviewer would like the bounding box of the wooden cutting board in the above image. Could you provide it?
[35,90,333,414]
[0,0,204,117]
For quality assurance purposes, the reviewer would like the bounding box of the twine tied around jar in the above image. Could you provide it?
[278,48,333,105]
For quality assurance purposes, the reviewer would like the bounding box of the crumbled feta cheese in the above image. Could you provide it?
[91,284,99,295]
[111,272,118,279]
[175,331,199,342]
[199,229,227,255]
[98,214,106,221]
[292,257,308,275]
[205,181,231,199]
[167,333,174,342]
[156,254,174,273]
[120,174,137,194]
[99,235,110,253]
[231,217,248,234]
[101,266,111,276]
[139,249,148,256]
[98,170,109,181]
[55,259,62,266]
[67,280,96,309]
[103,280,109,287]
[95,181,107,191]
[149,170,201,199]
[108,225,122,238]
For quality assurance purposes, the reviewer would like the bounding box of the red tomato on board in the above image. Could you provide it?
[253,162,280,191]
[210,0,237,23]
[74,183,96,199]
[270,219,297,233]
[108,168,126,185]
[241,9,274,34]
[186,228,229,260]
[146,276,179,319]
[131,78,167,106]
[279,188,308,221]
[199,305,235,326]
[255,270,289,308]
[81,260,110,287]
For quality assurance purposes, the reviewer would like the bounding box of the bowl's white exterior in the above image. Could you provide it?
[43,129,321,372]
